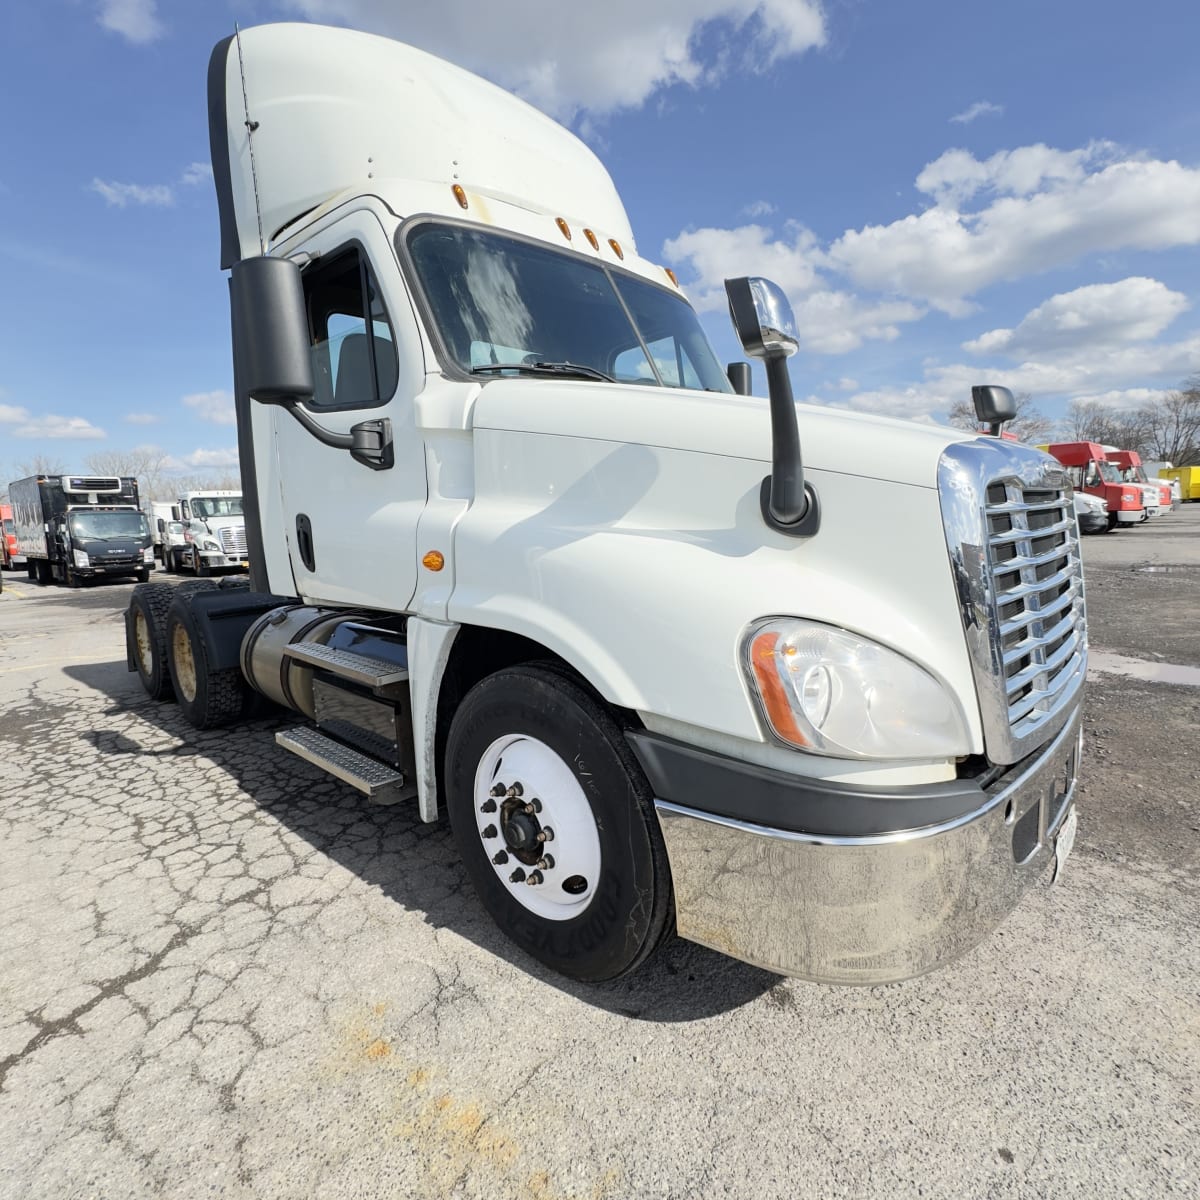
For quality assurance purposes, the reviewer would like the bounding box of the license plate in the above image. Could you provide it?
[1052,806,1077,883]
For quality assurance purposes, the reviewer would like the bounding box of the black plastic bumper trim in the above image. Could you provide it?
[626,731,987,838]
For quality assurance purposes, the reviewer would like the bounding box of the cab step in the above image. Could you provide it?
[275,726,413,805]
[282,641,409,692]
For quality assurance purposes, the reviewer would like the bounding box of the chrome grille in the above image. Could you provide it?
[218,525,248,558]
[939,441,1088,764]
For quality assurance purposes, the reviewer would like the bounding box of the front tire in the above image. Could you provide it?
[445,664,673,982]
[166,588,246,728]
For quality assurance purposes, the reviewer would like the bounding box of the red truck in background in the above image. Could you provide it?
[1,503,22,570]
[1039,442,1145,531]
[1108,450,1174,512]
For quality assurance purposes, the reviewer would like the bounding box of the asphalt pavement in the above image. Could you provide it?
[0,514,1197,1200]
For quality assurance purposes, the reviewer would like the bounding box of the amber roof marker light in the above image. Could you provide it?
[555,217,572,241]
[452,184,468,209]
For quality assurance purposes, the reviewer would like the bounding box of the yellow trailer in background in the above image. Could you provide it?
[1160,466,1200,501]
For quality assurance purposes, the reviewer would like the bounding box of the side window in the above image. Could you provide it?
[303,247,398,408]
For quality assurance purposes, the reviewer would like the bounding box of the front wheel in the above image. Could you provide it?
[445,665,673,982]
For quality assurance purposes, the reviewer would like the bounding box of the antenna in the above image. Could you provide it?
[234,24,266,256]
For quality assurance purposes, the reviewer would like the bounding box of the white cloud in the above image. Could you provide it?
[950,100,1003,125]
[97,0,163,45]
[742,199,777,218]
[165,448,240,470]
[0,402,29,423]
[964,278,1189,358]
[124,412,161,425]
[10,415,107,440]
[182,390,236,426]
[828,146,1200,313]
[835,377,858,391]
[181,162,213,186]
[278,0,826,118]
[1071,388,1174,410]
[663,221,924,353]
[91,178,174,208]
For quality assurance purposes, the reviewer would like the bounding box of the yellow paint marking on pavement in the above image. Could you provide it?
[0,586,29,598]
[0,655,104,674]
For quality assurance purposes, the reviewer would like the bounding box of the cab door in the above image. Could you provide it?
[273,209,427,609]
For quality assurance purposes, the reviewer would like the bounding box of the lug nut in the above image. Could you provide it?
[526,871,544,886]
[509,868,526,883]
[523,798,542,815]
[536,828,554,843]
[481,824,497,839]
[536,855,555,871]
[480,798,497,813]
[490,783,506,797]
[507,782,524,798]
[492,850,509,865]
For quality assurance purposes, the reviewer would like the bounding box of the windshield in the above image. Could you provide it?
[68,510,149,540]
[406,223,732,393]
[1098,462,1124,484]
[2,519,12,535]
[191,497,244,519]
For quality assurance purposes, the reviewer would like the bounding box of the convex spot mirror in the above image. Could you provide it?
[725,277,800,360]
[230,256,315,405]
[971,385,1016,425]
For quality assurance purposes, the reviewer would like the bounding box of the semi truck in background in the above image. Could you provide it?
[1039,442,1144,530]
[1,503,22,571]
[126,23,1086,986]
[169,490,249,574]
[10,474,153,586]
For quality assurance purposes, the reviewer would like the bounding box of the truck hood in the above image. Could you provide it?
[470,380,979,489]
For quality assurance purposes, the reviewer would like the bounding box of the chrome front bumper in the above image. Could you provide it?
[654,712,1082,985]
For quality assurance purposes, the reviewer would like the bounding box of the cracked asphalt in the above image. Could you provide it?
[1,517,1197,1200]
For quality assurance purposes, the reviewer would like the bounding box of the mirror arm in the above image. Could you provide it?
[272,401,394,471]
[761,356,820,536]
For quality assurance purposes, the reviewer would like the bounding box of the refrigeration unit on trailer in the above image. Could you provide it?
[126,23,1087,986]
[11,474,153,586]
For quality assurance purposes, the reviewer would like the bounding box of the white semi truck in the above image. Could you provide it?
[126,23,1086,984]
[169,490,249,574]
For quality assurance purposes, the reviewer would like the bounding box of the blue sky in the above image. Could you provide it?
[2,0,1198,482]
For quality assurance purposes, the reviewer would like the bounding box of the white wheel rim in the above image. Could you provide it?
[473,734,601,921]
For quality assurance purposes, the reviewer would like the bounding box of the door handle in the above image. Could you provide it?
[295,513,315,572]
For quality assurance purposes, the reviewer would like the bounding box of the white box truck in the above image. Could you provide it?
[126,23,1086,984]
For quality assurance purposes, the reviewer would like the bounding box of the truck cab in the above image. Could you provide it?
[175,490,248,574]
[1040,441,1144,529]
[0,503,21,570]
[1108,450,1172,514]
[125,23,1087,987]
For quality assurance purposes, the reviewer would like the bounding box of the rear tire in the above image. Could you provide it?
[166,587,246,728]
[445,664,673,982]
[130,583,177,701]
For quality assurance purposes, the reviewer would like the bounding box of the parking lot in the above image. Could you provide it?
[1,512,1197,1200]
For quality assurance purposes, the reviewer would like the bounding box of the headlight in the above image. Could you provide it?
[743,619,970,760]
[73,549,90,568]
[143,547,155,563]
[203,539,221,551]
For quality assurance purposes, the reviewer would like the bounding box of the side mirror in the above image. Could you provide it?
[725,277,800,360]
[724,277,817,536]
[171,505,180,521]
[230,256,315,405]
[972,385,1016,435]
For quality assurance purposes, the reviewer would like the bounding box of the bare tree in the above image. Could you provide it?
[85,446,172,503]
[1060,401,1150,450]
[1139,379,1200,465]
[947,392,1056,446]
[15,453,68,477]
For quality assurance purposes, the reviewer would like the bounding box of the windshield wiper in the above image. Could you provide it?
[471,361,615,383]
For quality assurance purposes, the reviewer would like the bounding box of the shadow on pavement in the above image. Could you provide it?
[65,659,781,1022]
